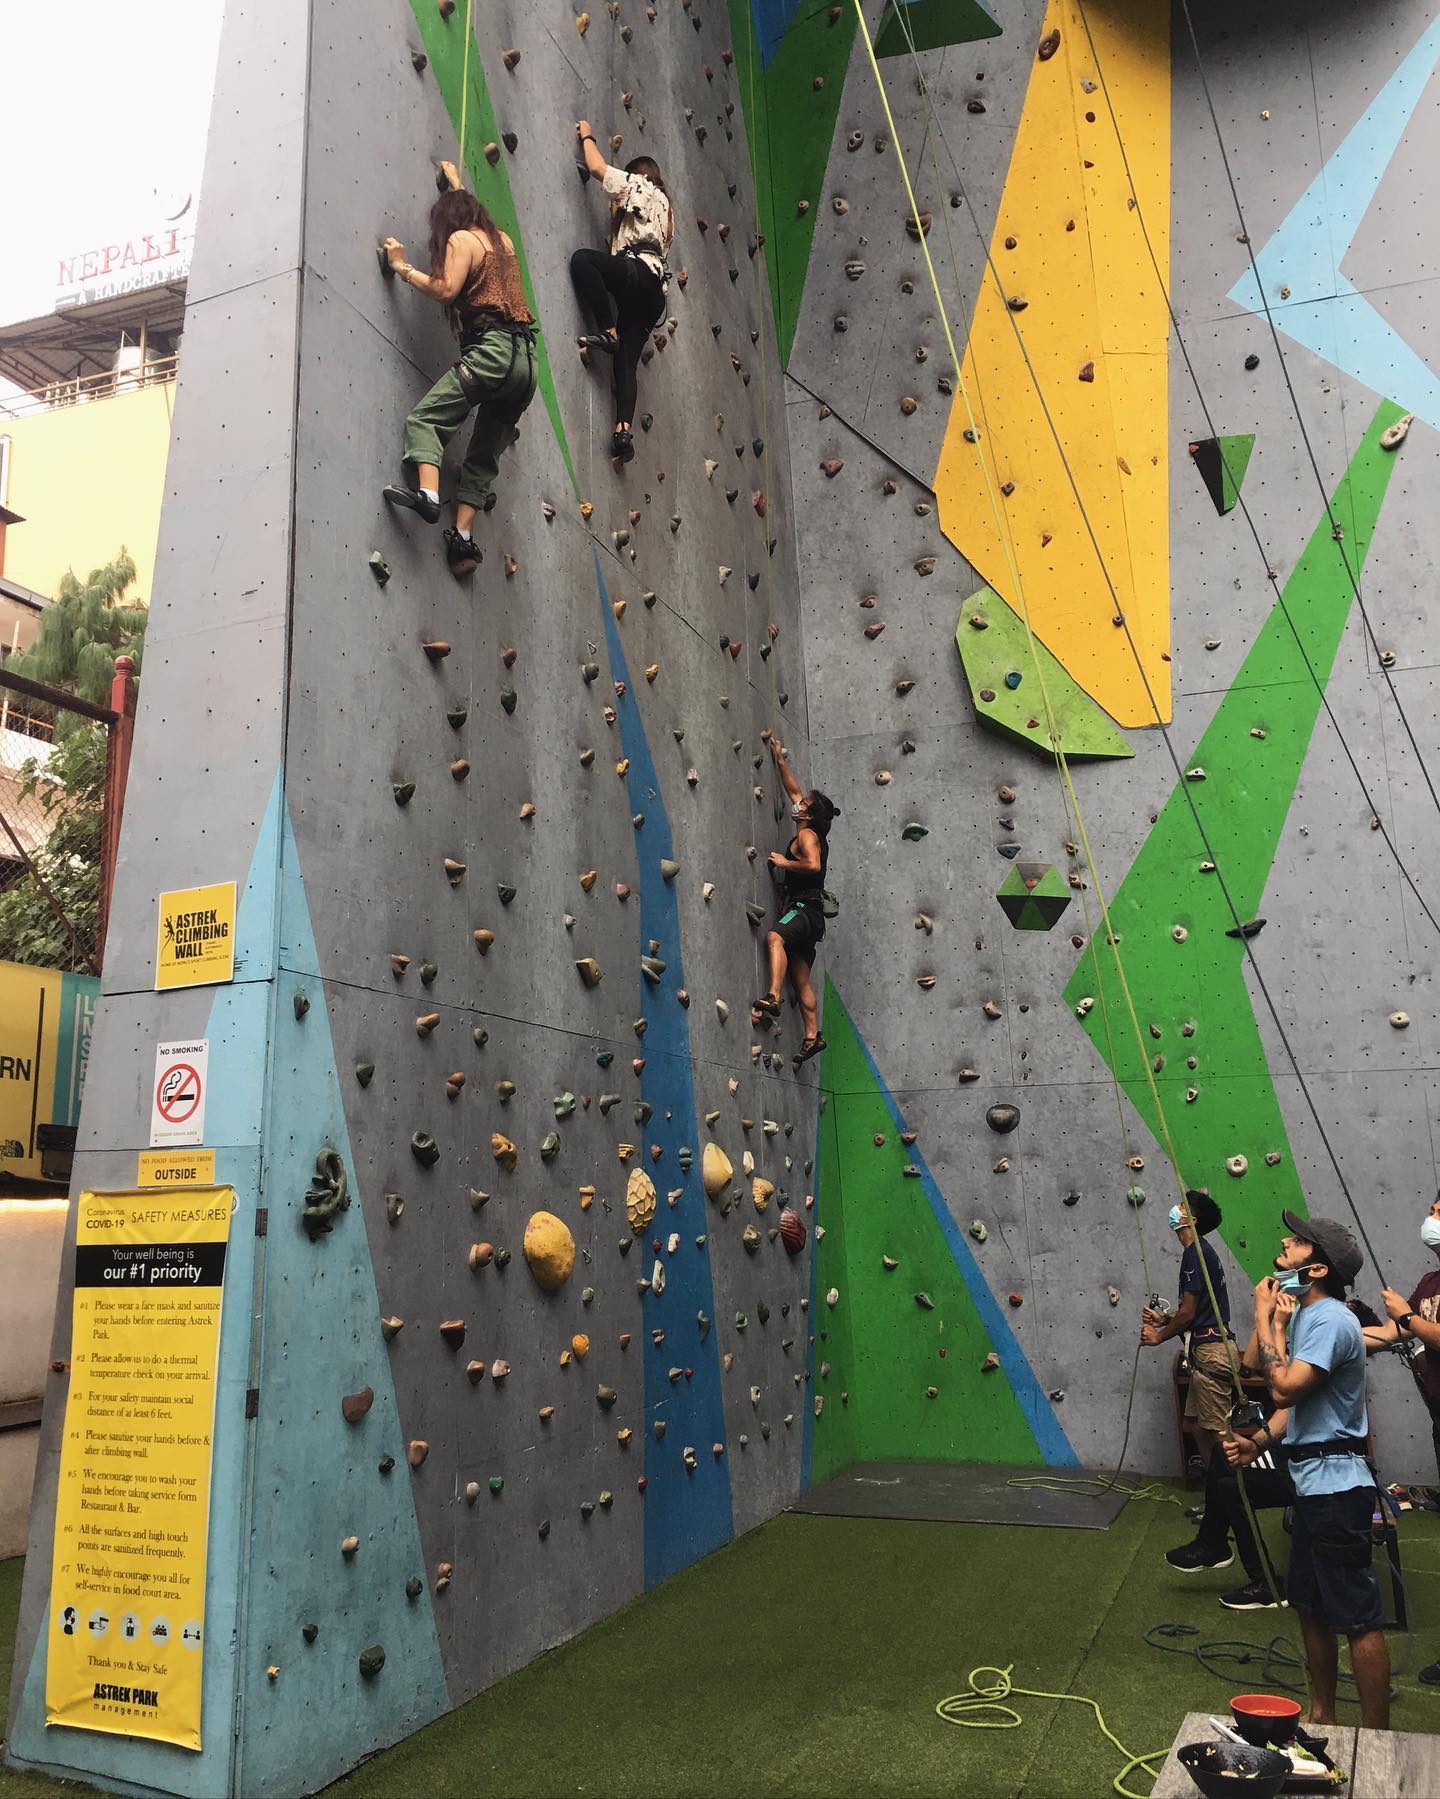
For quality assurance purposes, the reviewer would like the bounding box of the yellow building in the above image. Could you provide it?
[0,226,186,608]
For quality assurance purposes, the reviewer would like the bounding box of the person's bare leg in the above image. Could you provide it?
[1348,1628,1390,1730]
[1297,1610,1339,1724]
[455,502,478,535]
[763,931,787,1003]
[416,462,440,494]
[790,961,818,1040]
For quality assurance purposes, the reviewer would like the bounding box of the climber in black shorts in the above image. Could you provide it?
[753,733,838,1068]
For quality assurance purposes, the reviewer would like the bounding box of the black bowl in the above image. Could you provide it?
[1178,1740,1290,1799]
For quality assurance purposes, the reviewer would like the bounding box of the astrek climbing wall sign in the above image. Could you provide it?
[155,883,236,991]
[44,1187,233,1751]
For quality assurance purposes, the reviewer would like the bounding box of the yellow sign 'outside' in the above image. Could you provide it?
[155,884,236,991]
[137,1150,217,1187]
[45,1187,232,1750]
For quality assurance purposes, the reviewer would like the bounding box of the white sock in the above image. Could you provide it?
[420,487,439,505]
[454,526,471,540]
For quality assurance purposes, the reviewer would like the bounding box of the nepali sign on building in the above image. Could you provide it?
[0,961,97,1183]
[45,1186,233,1751]
[54,198,195,310]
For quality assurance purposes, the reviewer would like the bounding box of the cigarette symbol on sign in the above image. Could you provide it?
[156,1062,202,1124]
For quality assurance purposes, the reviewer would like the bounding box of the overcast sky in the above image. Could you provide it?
[1,0,223,337]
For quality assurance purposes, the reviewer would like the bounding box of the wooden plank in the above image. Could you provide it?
[1149,1712,1362,1797]
[1353,1724,1440,1797]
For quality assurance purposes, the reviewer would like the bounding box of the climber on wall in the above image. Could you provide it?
[379,160,538,577]
[570,122,674,463]
[1140,1190,1238,1479]
[753,733,838,1069]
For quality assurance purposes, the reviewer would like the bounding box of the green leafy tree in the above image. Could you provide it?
[0,724,107,970]
[10,550,147,734]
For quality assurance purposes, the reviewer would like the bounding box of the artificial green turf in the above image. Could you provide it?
[6,1494,1440,1798]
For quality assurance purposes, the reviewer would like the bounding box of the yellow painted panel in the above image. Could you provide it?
[0,963,61,1182]
[2,383,172,602]
[934,0,1171,726]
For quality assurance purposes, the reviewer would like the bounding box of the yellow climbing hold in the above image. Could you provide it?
[702,1141,734,1200]
[752,1175,775,1213]
[626,1166,657,1235]
[523,1211,576,1291]
[491,1132,518,1171]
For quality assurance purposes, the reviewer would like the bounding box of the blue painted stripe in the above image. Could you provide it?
[752,0,805,66]
[593,554,735,1585]
[828,987,1078,1467]
[1230,17,1440,426]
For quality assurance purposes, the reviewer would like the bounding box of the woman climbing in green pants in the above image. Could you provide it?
[381,162,538,578]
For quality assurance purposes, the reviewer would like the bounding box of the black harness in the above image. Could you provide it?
[454,318,537,407]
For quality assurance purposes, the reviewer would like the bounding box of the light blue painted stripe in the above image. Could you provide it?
[829,988,1078,1468]
[593,553,735,1587]
[1229,17,1440,425]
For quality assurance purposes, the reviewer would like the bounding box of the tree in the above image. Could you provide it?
[9,550,147,733]
[0,723,107,970]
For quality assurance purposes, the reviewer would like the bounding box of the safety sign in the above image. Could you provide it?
[149,1041,209,1149]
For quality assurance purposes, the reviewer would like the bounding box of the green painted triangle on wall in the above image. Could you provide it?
[728,0,858,365]
[408,2,576,492]
[955,589,1134,760]
[1189,433,1255,516]
[874,0,1001,58]
[809,977,1053,1485]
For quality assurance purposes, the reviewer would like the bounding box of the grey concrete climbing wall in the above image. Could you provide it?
[792,0,1440,1486]
[8,0,821,1792]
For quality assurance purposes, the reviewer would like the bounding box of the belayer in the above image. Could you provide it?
[570,122,674,463]
[380,160,538,577]
[753,733,838,1069]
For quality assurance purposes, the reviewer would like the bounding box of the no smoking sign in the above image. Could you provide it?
[150,1040,210,1148]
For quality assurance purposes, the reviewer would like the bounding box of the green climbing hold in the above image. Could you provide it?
[497,883,517,905]
[540,1132,561,1161]
[489,1476,504,1494]
[901,822,928,841]
[554,1092,577,1119]
[368,552,390,586]
[500,688,518,714]
[996,862,1073,931]
[1189,433,1255,517]
[955,591,1133,761]
[411,1133,440,1167]
[405,1577,423,1598]
[392,781,416,806]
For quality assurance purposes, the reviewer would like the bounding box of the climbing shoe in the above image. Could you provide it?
[578,332,617,354]
[1419,1659,1440,1685]
[611,426,635,463]
[752,993,781,1020]
[382,483,440,525]
[1165,1541,1233,1574]
[1219,1578,1286,1610]
[445,528,481,578]
[793,1035,826,1069]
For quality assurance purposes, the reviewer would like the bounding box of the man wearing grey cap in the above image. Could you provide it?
[1223,1210,1389,1728]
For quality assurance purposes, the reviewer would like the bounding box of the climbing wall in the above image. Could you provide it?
[788,0,1440,1488]
[7,0,821,1792]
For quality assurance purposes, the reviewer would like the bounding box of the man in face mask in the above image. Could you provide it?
[1224,1212,1389,1728]
[1364,1191,1440,1486]
[1141,1190,1235,1486]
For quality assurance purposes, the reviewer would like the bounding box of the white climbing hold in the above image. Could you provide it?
[1185,767,1207,782]
[1380,412,1414,451]
[1075,996,1095,1018]
[1171,925,1188,943]
[826,1287,839,1308]
[1226,1154,1248,1177]
[1391,1011,1411,1029]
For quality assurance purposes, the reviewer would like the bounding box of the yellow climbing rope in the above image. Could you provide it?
[458,0,474,178]
[936,1665,1168,1799]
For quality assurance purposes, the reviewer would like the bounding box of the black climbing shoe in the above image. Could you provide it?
[611,426,635,463]
[1219,1578,1286,1610]
[383,483,440,525]
[1420,1659,1440,1685]
[793,1034,826,1069]
[752,993,781,1020]
[1165,1541,1233,1573]
[445,528,481,578]
[578,332,617,354]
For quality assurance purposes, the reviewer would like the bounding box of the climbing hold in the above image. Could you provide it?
[626,1168,657,1235]
[1381,413,1414,451]
[368,552,391,587]
[491,1133,518,1171]
[422,640,450,662]
[415,1011,441,1038]
[981,1352,1000,1373]
[985,1104,1020,1134]
[915,1292,935,1311]
[359,1646,386,1679]
[901,821,928,842]
[341,1387,374,1424]
[752,1176,775,1213]
[1391,1011,1411,1029]
[1226,1155,1248,1177]
[524,1212,576,1290]
[381,1316,404,1341]
[1037,27,1060,59]
[408,1440,429,1468]
[439,1319,465,1349]
[302,1148,350,1239]
[1225,918,1266,940]
[1078,360,1095,382]
[443,857,466,886]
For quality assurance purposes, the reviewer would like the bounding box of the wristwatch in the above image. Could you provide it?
[1399,1312,1415,1332]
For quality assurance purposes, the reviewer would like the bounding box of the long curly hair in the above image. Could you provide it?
[428,189,500,331]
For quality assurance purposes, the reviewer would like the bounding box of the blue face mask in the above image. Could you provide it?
[1422,1217,1440,1251]
[1167,1204,1184,1231]
[1276,1268,1312,1298]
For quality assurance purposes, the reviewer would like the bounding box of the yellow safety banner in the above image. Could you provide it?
[45,1186,233,1750]
[155,883,236,991]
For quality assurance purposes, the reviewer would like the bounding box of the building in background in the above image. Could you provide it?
[0,193,192,608]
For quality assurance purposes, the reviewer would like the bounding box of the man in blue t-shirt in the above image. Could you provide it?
[1224,1210,1388,1728]
[1141,1190,1235,1477]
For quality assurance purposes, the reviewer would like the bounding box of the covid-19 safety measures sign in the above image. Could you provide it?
[45,1187,233,1750]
